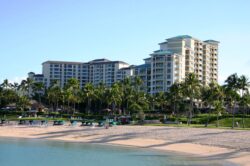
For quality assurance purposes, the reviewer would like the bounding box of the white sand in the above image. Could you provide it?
[0,125,250,166]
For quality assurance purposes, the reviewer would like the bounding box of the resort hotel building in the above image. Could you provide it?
[29,35,219,94]
[29,59,132,88]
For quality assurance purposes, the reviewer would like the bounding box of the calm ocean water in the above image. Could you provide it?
[0,138,235,166]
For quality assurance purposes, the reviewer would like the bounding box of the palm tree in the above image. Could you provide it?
[147,94,156,112]
[83,83,96,114]
[133,76,143,92]
[168,83,184,121]
[0,88,18,108]
[182,73,201,125]
[120,78,134,114]
[16,96,30,112]
[239,92,250,128]
[202,82,224,127]
[95,82,107,112]
[128,92,149,117]
[47,80,62,112]
[11,82,19,93]
[32,82,44,104]
[135,92,149,112]
[0,79,11,89]
[237,75,250,128]
[0,87,2,107]
[64,78,81,114]
[224,73,240,128]
[19,78,34,97]
[238,75,249,97]
[107,83,122,114]
[155,92,167,112]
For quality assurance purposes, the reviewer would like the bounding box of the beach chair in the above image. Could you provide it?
[98,121,104,127]
[41,120,48,126]
[29,120,34,126]
[53,120,64,126]
[86,121,92,126]
[58,120,65,125]
[70,120,78,126]
[81,121,86,126]
[109,121,117,127]
[18,120,26,125]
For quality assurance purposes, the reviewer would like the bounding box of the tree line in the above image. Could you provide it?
[0,73,249,127]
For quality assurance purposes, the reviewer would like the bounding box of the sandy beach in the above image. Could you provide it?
[0,124,250,166]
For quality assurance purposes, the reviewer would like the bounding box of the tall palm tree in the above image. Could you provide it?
[128,92,149,116]
[95,82,107,112]
[47,80,62,112]
[133,76,143,92]
[107,83,122,114]
[239,92,250,128]
[168,82,184,121]
[16,96,30,112]
[0,80,18,108]
[0,86,2,107]
[19,78,34,98]
[120,78,133,114]
[64,78,81,114]
[11,82,19,93]
[182,73,201,125]
[32,82,45,104]
[224,73,241,128]
[0,79,11,89]
[202,82,224,127]
[237,75,250,128]
[83,83,96,114]
[155,92,167,112]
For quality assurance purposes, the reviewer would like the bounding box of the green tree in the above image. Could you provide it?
[168,83,184,121]
[19,78,34,97]
[47,80,62,112]
[16,96,30,112]
[95,82,107,112]
[224,73,240,128]
[83,83,96,114]
[237,75,250,128]
[202,82,224,127]
[154,92,167,112]
[32,82,45,104]
[182,73,201,125]
[107,83,122,114]
[120,78,134,114]
[64,78,81,114]
[133,76,143,92]
[0,79,11,89]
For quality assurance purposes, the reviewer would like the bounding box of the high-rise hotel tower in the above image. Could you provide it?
[137,35,219,94]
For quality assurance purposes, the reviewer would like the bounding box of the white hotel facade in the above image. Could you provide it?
[29,35,219,94]
[33,59,131,88]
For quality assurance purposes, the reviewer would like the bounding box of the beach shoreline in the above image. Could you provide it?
[0,125,249,166]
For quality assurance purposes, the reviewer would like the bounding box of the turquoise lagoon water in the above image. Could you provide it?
[0,138,235,166]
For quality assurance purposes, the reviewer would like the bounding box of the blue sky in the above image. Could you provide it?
[0,0,250,84]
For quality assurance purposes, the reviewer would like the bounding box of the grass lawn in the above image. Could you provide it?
[142,114,250,130]
[142,121,250,130]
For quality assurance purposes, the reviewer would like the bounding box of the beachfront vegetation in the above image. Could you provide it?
[0,73,249,128]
